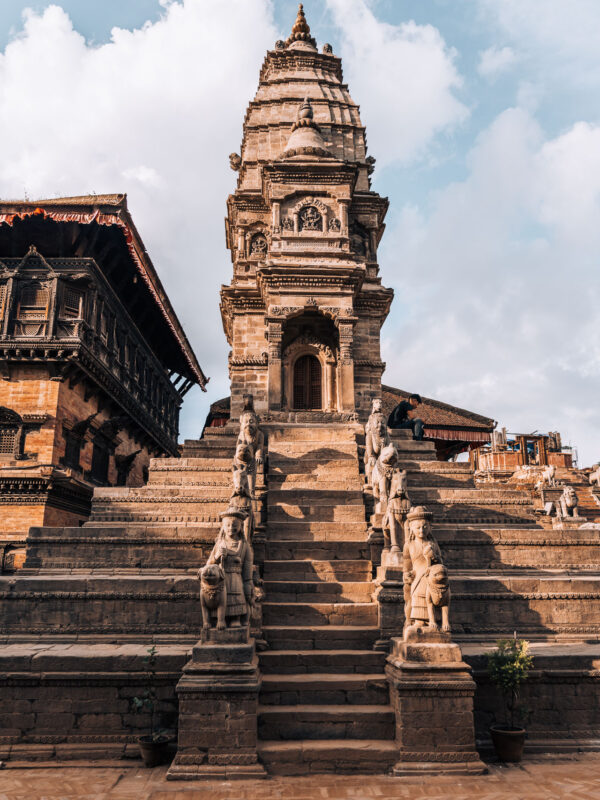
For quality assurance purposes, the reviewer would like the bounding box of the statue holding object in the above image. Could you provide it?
[229,465,254,541]
[403,506,451,635]
[381,470,411,566]
[199,507,254,631]
[236,393,264,496]
[372,442,399,513]
[365,398,390,486]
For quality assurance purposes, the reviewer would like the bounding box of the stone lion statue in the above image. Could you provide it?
[199,563,227,631]
[425,563,451,633]
[535,464,556,490]
[557,486,580,520]
[589,464,600,489]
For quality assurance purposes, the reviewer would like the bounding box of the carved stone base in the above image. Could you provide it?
[386,630,486,777]
[166,635,266,781]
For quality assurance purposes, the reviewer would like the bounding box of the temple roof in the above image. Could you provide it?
[0,194,207,389]
[235,5,369,191]
[381,385,495,432]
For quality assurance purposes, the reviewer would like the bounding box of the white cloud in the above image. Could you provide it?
[325,0,467,165]
[477,0,600,87]
[477,45,517,79]
[381,108,600,465]
[0,0,279,437]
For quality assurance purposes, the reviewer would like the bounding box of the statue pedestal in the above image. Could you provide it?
[373,565,405,651]
[386,629,486,776]
[166,629,266,781]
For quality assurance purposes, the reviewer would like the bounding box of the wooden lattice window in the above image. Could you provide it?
[0,283,7,319]
[293,354,322,410]
[0,425,17,455]
[17,283,49,320]
[60,286,83,318]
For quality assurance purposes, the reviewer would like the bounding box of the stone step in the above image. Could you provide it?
[268,476,364,491]
[257,740,398,775]
[269,461,358,477]
[267,503,366,524]
[258,704,395,740]
[259,650,387,674]
[267,426,359,443]
[262,602,377,627]
[410,487,532,502]
[268,489,365,503]
[93,486,232,501]
[259,674,389,706]
[263,560,371,581]
[264,541,370,561]
[262,626,379,651]
[177,444,237,459]
[267,521,368,541]
[264,581,374,603]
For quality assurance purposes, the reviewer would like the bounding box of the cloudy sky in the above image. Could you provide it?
[0,0,598,465]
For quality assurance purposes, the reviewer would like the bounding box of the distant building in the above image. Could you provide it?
[0,195,207,544]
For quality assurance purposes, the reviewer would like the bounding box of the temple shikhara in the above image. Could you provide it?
[0,4,599,779]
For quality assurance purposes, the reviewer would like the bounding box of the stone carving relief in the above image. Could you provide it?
[282,334,335,364]
[322,43,333,54]
[534,464,556,491]
[364,398,389,486]
[229,153,242,171]
[403,506,451,634]
[556,486,580,521]
[281,217,294,231]
[250,233,268,256]
[328,217,341,232]
[299,206,322,231]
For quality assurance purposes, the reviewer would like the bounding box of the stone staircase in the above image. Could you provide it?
[257,425,397,774]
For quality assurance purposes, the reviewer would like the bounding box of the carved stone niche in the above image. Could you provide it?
[283,196,330,235]
[282,334,337,412]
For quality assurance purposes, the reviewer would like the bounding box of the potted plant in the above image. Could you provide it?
[487,637,533,762]
[131,645,170,767]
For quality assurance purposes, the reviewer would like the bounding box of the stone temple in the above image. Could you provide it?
[1,3,600,779]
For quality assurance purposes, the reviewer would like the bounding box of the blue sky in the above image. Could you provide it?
[0,0,598,464]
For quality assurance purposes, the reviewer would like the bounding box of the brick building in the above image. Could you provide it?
[0,195,207,547]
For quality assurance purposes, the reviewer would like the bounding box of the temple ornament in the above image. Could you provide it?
[364,398,390,486]
[381,470,411,566]
[372,442,399,513]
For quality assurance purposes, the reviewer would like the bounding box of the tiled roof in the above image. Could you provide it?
[381,385,495,431]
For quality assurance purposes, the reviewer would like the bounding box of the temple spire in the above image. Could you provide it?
[280,97,332,160]
[286,3,317,50]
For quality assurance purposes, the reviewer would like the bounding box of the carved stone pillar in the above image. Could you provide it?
[237,229,245,257]
[326,359,336,411]
[339,200,349,235]
[272,202,281,232]
[266,319,283,411]
[293,212,299,235]
[337,319,355,412]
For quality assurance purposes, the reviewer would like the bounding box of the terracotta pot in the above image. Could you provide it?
[490,725,526,762]
[138,735,170,767]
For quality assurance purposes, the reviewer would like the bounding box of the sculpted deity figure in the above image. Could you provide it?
[403,506,450,634]
[372,442,399,513]
[229,465,254,542]
[535,464,556,491]
[236,394,264,496]
[557,486,580,520]
[381,470,411,564]
[200,508,254,630]
[365,398,390,486]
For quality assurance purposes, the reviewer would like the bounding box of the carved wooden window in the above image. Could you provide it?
[63,430,82,470]
[293,354,322,410]
[60,286,83,318]
[99,307,108,344]
[91,437,110,483]
[0,283,7,320]
[17,283,49,320]
[299,206,322,232]
[0,425,17,456]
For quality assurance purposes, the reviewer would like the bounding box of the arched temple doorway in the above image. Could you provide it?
[293,354,322,409]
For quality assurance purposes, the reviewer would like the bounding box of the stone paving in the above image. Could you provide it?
[2,754,600,800]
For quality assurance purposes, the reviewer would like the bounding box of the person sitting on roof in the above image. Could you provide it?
[387,393,424,441]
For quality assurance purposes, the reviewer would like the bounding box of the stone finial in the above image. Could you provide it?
[280,97,333,160]
[287,3,317,50]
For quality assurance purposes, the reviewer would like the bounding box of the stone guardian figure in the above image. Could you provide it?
[403,505,450,634]
[236,393,264,497]
[201,507,254,630]
[372,442,399,513]
[365,398,390,486]
[381,470,411,566]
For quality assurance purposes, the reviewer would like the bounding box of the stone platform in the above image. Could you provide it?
[1,424,600,769]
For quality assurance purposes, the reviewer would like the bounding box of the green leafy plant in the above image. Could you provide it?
[131,645,165,742]
[487,638,533,730]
